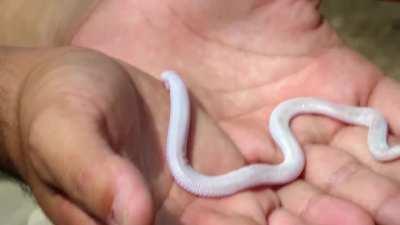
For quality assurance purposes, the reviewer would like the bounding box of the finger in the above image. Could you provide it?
[331,126,400,182]
[368,77,400,135]
[27,172,101,225]
[269,209,316,225]
[181,207,262,225]
[278,180,374,225]
[26,106,152,225]
[304,144,400,225]
[179,189,279,225]
[213,189,280,225]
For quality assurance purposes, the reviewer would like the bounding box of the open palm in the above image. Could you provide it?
[72,0,400,224]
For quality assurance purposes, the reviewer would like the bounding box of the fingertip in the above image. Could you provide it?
[107,159,153,225]
[303,195,374,225]
[269,209,311,225]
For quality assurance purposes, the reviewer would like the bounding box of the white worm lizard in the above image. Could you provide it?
[162,71,400,197]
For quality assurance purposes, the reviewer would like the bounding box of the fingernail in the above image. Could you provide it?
[376,194,400,225]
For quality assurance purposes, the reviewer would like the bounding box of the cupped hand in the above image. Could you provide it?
[72,0,400,224]
[10,47,288,225]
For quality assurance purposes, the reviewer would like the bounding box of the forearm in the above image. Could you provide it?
[0,0,99,47]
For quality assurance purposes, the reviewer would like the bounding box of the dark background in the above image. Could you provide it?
[322,0,400,79]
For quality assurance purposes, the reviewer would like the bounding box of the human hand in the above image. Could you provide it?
[2,47,300,225]
[72,0,400,224]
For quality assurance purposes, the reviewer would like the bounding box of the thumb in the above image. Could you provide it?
[23,102,153,225]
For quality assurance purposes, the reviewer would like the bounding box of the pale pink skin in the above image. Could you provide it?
[69,1,400,225]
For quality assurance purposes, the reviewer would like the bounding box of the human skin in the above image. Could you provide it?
[73,1,400,225]
[0,0,97,46]
[1,47,258,225]
[0,0,400,225]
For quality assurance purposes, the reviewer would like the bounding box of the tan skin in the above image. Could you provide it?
[1,0,400,225]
